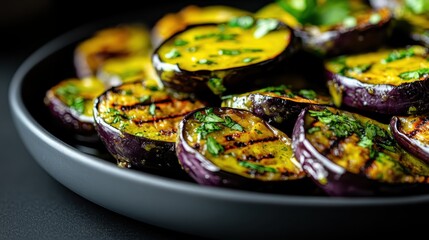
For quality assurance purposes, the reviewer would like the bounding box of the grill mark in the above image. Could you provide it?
[132,112,191,125]
[407,117,429,138]
[224,136,279,150]
[361,158,376,175]
[244,154,275,162]
[159,129,177,136]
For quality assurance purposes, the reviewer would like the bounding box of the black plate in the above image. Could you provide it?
[9,5,429,239]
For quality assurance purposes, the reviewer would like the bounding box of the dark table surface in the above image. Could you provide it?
[0,1,270,239]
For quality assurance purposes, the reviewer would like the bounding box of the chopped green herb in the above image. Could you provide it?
[174,39,188,46]
[56,83,79,96]
[197,122,222,139]
[277,0,317,23]
[138,95,151,103]
[399,68,429,80]
[197,59,217,65]
[255,129,263,134]
[194,33,217,40]
[228,16,255,29]
[207,77,226,95]
[243,48,264,53]
[165,48,181,59]
[218,49,241,55]
[206,136,224,156]
[239,161,277,173]
[340,64,372,75]
[107,107,128,124]
[254,18,279,38]
[216,33,238,41]
[242,57,260,63]
[298,89,317,100]
[307,126,320,134]
[147,85,159,91]
[205,113,224,123]
[223,116,243,132]
[405,0,429,14]
[187,46,199,52]
[149,103,156,116]
[122,89,133,95]
[369,13,381,24]
[260,85,291,95]
[194,33,238,41]
[70,97,85,114]
[343,16,357,28]
[382,48,415,63]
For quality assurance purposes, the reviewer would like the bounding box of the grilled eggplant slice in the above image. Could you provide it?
[74,24,152,78]
[391,115,429,164]
[151,5,251,47]
[152,17,296,97]
[94,81,206,171]
[370,0,429,46]
[221,85,331,131]
[44,77,105,135]
[256,1,392,56]
[96,55,161,88]
[176,107,306,190]
[325,45,429,115]
[293,105,429,196]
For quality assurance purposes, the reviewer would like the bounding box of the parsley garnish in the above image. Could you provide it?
[242,57,260,63]
[206,136,224,156]
[197,59,216,65]
[149,103,156,116]
[194,33,238,41]
[138,95,151,103]
[207,77,226,95]
[224,116,243,132]
[194,109,244,139]
[369,13,381,24]
[165,49,181,59]
[174,39,188,46]
[228,16,255,29]
[307,126,320,134]
[218,49,242,56]
[298,89,317,100]
[239,161,277,173]
[55,83,85,114]
[399,68,429,80]
[382,48,415,63]
[254,19,279,38]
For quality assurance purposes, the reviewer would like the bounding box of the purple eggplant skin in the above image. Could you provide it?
[390,116,429,164]
[326,71,429,116]
[93,99,179,172]
[152,22,299,98]
[292,107,429,196]
[296,8,393,56]
[44,92,96,135]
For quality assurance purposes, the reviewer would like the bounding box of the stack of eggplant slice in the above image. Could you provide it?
[44,0,429,197]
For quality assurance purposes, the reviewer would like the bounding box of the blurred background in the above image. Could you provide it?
[0,0,269,60]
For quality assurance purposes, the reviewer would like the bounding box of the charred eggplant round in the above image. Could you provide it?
[151,5,251,47]
[74,24,152,78]
[221,85,331,131]
[293,105,429,196]
[152,16,296,97]
[94,81,206,171]
[256,1,392,56]
[44,77,105,135]
[97,55,161,88]
[325,45,429,115]
[391,115,429,164]
[176,107,306,190]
